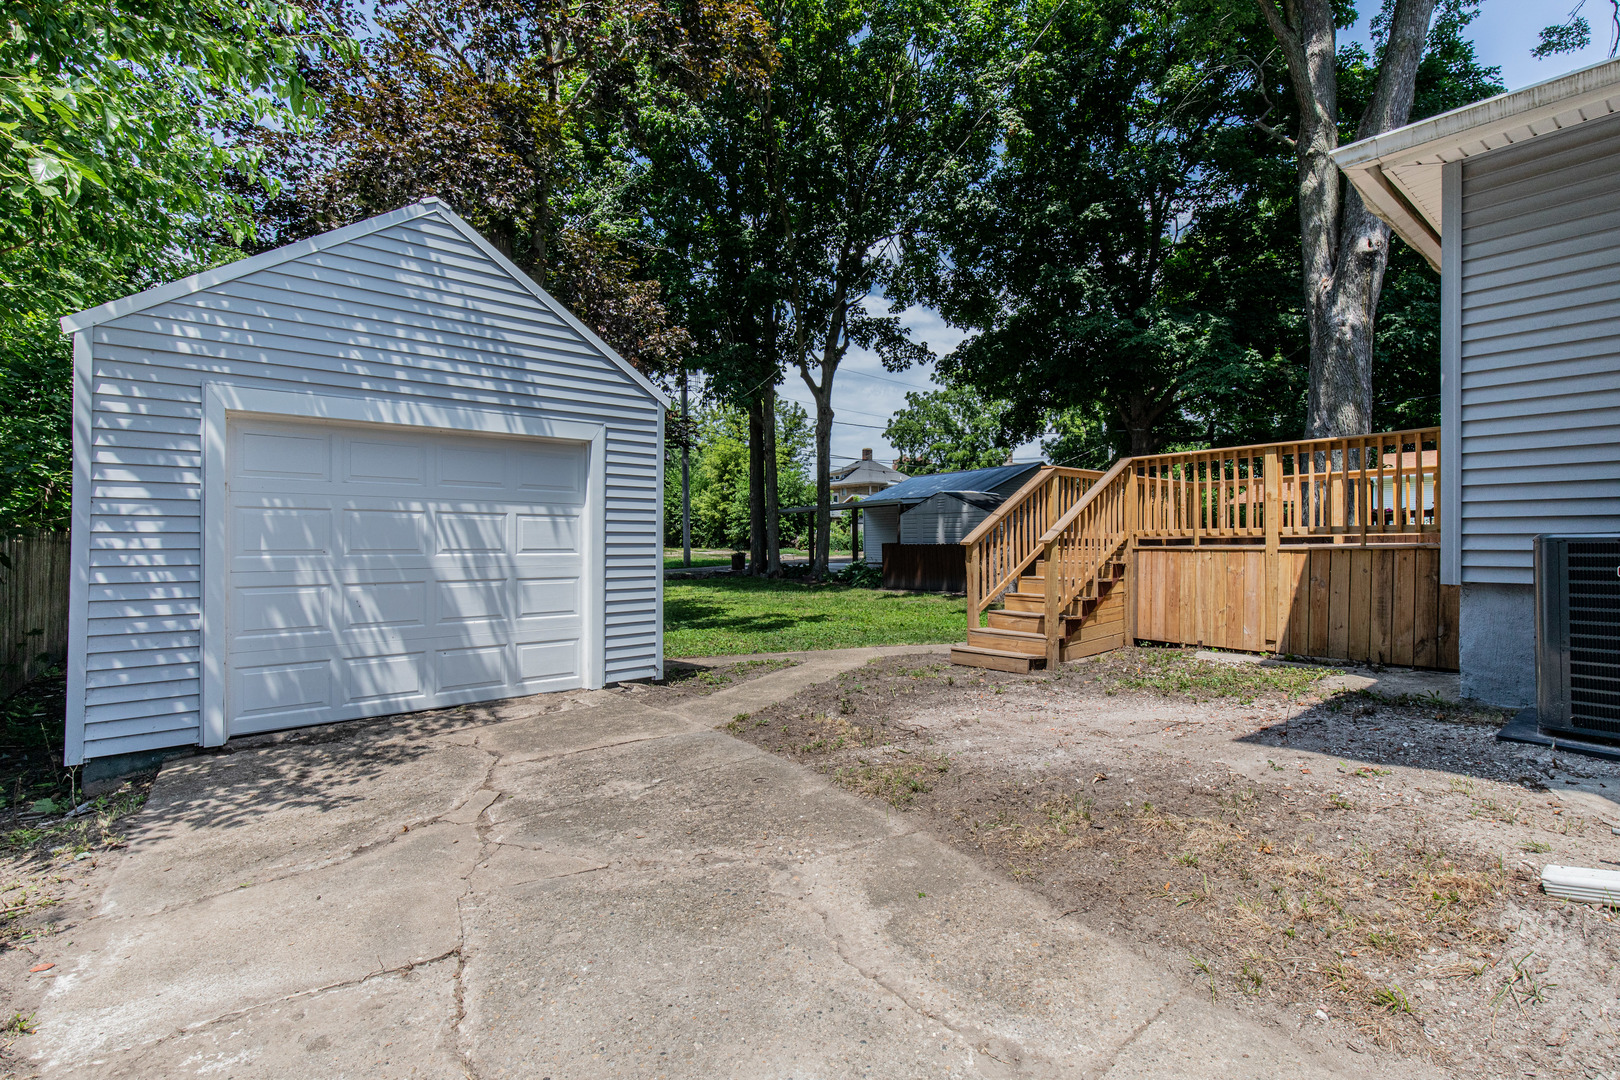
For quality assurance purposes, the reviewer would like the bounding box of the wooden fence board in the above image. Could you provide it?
[1132,545,1455,671]
[2,532,71,695]
[1328,549,1352,658]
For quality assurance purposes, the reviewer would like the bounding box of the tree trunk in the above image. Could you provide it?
[679,370,691,567]
[1257,0,1436,438]
[811,382,833,579]
[747,396,766,575]
[762,385,781,576]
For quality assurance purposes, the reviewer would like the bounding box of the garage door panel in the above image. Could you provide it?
[439,446,506,488]
[437,645,508,692]
[234,584,333,641]
[231,660,333,731]
[436,512,508,553]
[341,581,427,630]
[437,578,507,623]
[341,652,425,704]
[516,640,579,683]
[226,418,588,738]
[517,577,578,618]
[347,438,426,485]
[234,507,333,556]
[516,514,580,552]
[236,428,331,480]
[344,509,428,554]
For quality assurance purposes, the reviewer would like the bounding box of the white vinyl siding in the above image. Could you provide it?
[71,208,661,762]
[1456,111,1620,585]
[899,494,994,545]
[863,507,900,560]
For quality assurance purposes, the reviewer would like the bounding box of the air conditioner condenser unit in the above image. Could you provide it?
[1535,534,1620,742]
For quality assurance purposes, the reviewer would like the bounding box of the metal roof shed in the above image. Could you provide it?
[58,200,669,770]
[1334,57,1620,707]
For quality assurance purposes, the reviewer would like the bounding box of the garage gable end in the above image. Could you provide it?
[61,202,667,765]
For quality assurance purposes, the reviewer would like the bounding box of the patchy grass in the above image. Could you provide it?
[665,576,965,657]
[664,556,734,570]
[835,757,950,807]
[661,657,799,694]
[1086,650,1327,703]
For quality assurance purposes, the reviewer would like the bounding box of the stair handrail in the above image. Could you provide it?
[1037,457,1136,666]
[962,465,1104,627]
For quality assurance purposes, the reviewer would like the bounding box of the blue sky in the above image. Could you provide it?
[777,2,1615,468]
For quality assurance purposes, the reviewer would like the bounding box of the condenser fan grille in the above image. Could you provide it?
[1564,540,1620,735]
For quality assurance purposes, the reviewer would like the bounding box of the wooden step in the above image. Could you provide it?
[987,609,1045,633]
[967,626,1047,656]
[949,644,1043,673]
[1060,631,1125,662]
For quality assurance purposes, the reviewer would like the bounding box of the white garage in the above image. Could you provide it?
[58,200,667,770]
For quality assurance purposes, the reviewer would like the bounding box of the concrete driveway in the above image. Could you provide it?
[23,649,1402,1079]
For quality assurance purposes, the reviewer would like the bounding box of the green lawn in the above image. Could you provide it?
[664,576,966,657]
[664,556,733,570]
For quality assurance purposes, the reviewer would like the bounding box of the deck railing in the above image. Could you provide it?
[1037,458,1134,665]
[1133,427,1441,545]
[962,466,1103,626]
[959,426,1444,663]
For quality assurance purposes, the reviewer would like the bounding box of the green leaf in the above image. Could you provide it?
[26,155,64,183]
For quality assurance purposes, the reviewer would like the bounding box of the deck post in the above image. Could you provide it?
[964,541,981,636]
[1043,538,1061,669]
[1264,447,1280,648]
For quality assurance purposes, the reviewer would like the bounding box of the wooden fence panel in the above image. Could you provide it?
[882,544,967,592]
[1132,545,1456,671]
[2,532,71,695]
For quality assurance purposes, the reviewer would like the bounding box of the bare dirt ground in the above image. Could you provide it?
[728,647,1620,1080]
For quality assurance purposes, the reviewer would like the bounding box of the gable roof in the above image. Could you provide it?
[59,198,672,408]
[831,456,908,488]
[1332,57,1620,270]
[857,462,1041,509]
[917,490,1003,512]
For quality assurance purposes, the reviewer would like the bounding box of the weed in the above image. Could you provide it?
[1328,792,1355,811]
[1177,851,1200,868]
[1490,953,1553,1012]
[2,1012,36,1036]
[1518,839,1551,853]
[1189,955,1217,1000]
[1370,984,1413,1014]
[1238,960,1264,994]
[834,756,950,808]
[1102,652,1326,704]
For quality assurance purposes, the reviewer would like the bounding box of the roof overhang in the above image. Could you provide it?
[1332,57,1620,271]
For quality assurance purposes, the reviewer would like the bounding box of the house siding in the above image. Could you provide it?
[1457,111,1620,586]
[899,495,992,545]
[72,210,662,761]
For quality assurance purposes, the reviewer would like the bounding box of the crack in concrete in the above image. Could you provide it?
[1087,992,1181,1080]
[768,871,1064,1079]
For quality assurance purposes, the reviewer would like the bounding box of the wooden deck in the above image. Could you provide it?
[952,428,1452,673]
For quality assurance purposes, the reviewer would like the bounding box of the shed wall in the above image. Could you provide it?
[862,506,900,560]
[73,211,662,761]
[1457,111,1620,585]
[900,496,991,545]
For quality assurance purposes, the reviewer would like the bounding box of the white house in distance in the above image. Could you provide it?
[57,199,667,778]
[1334,58,1620,706]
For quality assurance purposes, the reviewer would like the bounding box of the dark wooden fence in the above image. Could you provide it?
[2,532,71,695]
[881,543,966,593]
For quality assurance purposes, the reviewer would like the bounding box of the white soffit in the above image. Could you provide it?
[1332,57,1620,270]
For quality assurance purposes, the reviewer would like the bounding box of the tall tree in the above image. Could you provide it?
[884,385,1015,473]
[1254,0,1439,438]
[773,0,996,575]
[902,0,1290,457]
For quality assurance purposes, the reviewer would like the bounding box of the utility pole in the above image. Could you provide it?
[680,368,691,568]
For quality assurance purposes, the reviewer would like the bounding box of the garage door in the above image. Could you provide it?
[224,417,588,736]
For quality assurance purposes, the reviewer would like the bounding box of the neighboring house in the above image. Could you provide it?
[830,448,907,501]
[1334,57,1620,706]
[57,199,668,774]
[859,463,1042,589]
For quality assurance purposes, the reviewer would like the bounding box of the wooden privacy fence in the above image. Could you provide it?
[882,544,968,592]
[2,532,71,695]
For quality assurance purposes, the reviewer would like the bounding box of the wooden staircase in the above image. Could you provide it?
[952,554,1129,671]
[950,458,1135,673]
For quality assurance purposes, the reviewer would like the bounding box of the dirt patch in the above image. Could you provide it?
[728,647,1620,1079]
[654,656,800,698]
